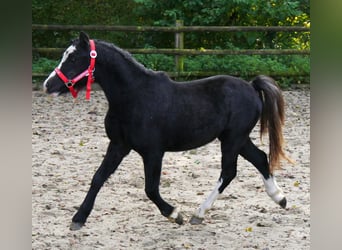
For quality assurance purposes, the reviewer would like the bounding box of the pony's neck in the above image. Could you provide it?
[94,41,153,103]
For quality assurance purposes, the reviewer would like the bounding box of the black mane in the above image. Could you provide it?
[96,39,159,77]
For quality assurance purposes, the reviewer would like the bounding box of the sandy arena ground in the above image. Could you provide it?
[32,88,310,249]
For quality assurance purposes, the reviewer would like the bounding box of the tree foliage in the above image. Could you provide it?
[33,0,310,49]
[133,0,310,50]
[32,0,138,49]
[32,0,310,85]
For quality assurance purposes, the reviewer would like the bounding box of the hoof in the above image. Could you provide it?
[279,197,287,209]
[168,208,184,225]
[175,213,184,225]
[168,212,184,225]
[70,221,84,231]
[189,215,204,225]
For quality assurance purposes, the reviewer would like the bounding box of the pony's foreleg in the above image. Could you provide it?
[240,138,287,208]
[142,152,184,225]
[70,142,130,230]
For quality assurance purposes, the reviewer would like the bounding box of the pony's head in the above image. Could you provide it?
[43,32,96,98]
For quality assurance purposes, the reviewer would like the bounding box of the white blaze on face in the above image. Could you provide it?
[43,45,77,92]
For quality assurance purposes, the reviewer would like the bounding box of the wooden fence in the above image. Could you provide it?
[32,22,310,79]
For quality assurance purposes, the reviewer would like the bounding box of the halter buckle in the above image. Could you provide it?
[90,50,97,58]
[66,81,73,88]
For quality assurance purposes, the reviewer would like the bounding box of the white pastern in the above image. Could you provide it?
[43,45,76,92]
[262,175,285,204]
[195,178,223,218]
[168,207,179,221]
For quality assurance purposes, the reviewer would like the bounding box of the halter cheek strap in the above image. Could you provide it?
[54,39,97,100]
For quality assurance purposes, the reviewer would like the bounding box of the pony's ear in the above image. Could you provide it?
[79,31,90,48]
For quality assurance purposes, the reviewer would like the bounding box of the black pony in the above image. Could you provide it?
[43,32,292,230]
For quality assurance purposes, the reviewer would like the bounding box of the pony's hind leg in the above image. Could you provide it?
[189,177,225,225]
[70,142,130,230]
[142,151,184,225]
[239,138,287,208]
[190,135,241,225]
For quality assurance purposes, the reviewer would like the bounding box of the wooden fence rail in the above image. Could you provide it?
[32,24,309,33]
[32,22,310,79]
[33,48,309,56]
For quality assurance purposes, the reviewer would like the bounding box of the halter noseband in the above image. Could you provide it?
[54,39,97,100]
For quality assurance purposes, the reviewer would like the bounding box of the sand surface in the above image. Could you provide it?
[32,88,310,249]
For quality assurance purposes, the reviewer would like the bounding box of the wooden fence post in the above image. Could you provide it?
[175,20,184,79]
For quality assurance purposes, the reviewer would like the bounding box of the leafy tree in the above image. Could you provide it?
[33,0,310,50]
[32,0,138,50]
[133,0,310,50]
[32,0,310,85]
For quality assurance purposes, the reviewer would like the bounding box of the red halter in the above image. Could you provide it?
[54,39,97,100]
